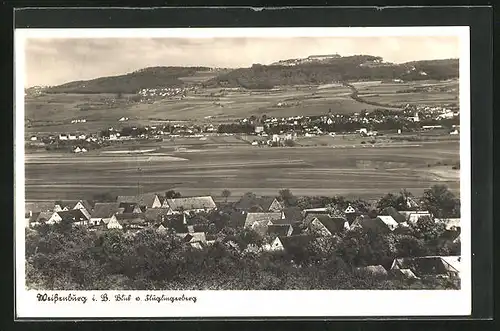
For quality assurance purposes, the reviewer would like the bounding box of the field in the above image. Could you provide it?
[24,79,459,134]
[355,80,459,107]
[25,139,460,202]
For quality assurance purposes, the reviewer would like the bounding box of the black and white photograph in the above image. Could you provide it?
[15,26,471,318]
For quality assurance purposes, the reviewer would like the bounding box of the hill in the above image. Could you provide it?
[204,56,459,89]
[44,66,211,94]
[39,56,459,94]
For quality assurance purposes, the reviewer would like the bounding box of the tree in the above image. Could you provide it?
[221,189,231,203]
[421,185,460,218]
[376,190,417,212]
[376,193,400,212]
[165,190,182,199]
[278,189,298,207]
[409,216,446,241]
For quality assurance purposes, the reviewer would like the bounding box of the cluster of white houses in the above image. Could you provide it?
[25,193,461,278]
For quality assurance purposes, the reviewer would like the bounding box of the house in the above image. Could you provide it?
[28,211,53,227]
[234,195,283,212]
[25,201,56,214]
[90,202,124,226]
[72,200,93,220]
[244,212,283,229]
[117,194,163,209]
[390,268,419,280]
[351,215,399,233]
[309,215,349,236]
[302,208,329,217]
[164,196,217,214]
[107,213,147,230]
[59,134,68,140]
[375,216,399,232]
[266,224,293,238]
[282,207,303,223]
[390,256,461,278]
[68,134,77,140]
[176,232,207,249]
[269,235,315,254]
[144,208,172,223]
[118,202,144,214]
[344,204,358,223]
[54,200,78,212]
[355,265,388,276]
[382,207,407,224]
[47,209,89,225]
[303,213,329,225]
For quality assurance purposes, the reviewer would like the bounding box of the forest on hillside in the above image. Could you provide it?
[45,66,210,94]
[39,57,459,94]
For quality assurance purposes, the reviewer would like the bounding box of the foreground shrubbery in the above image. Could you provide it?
[25,220,460,291]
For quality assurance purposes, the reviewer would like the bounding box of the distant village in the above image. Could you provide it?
[26,102,460,153]
[25,190,461,281]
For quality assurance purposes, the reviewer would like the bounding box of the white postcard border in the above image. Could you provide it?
[15,26,471,319]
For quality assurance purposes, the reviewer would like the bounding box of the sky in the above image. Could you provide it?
[24,36,460,87]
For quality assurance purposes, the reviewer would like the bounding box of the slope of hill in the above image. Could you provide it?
[204,56,459,89]
[45,66,211,94]
[39,56,459,94]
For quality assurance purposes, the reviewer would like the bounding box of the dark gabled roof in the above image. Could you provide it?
[353,216,390,232]
[304,213,329,225]
[312,215,347,234]
[29,211,53,223]
[75,199,94,211]
[91,202,122,218]
[278,235,315,253]
[290,223,305,236]
[267,224,292,237]
[229,211,247,228]
[28,212,40,222]
[117,194,159,207]
[57,209,89,222]
[25,201,55,213]
[382,207,406,223]
[234,195,280,211]
[114,213,146,225]
[283,207,303,223]
[144,208,171,221]
[119,202,142,213]
[269,218,298,226]
[393,256,459,276]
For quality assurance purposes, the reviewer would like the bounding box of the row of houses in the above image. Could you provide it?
[25,193,460,254]
[25,194,217,228]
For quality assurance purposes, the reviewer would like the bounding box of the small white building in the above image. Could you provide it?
[74,147,82,153]
[30,136,37,141]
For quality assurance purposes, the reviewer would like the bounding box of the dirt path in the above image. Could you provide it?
[342,81,404,110]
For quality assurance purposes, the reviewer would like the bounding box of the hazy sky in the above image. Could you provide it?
[24,36,460,87]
